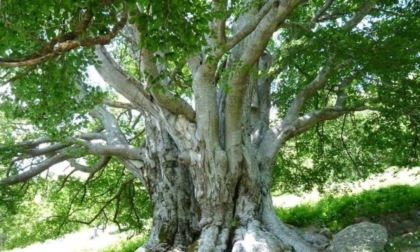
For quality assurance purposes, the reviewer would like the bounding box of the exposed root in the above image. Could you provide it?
[196,225,230,252]
[262,196,317,252]
[231,220,292,252]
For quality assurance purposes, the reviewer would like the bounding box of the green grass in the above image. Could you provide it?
[275,184,420,232]
[100,234,148,252]
[385,230,420,251]
[103,185,419,251]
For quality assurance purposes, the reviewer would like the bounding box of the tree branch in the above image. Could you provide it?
[67,176,135,226]
[73,140,142,160]
[0,152,70,185]
[224,0,302,145]
[104,99,139,110]
[335,70,361,107]
[1,66,37,86]
[69,156,112,173]
[25,143,72,157]
[342,0,378,30]
[140,49,196,121]
[312,0,334,23]
[0,5,127,67]
[95,46,160,117]
[218,0,274,57]
[284,59,334,123]
[258,105,376,164]
[11,132,104,149]
[211,0,228,45]
[290,105,377,138]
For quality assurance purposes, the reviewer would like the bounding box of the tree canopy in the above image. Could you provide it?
[0,0,419,251]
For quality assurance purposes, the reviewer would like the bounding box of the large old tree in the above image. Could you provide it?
[0,0,419,251]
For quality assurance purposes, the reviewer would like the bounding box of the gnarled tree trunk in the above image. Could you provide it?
[91,1,377,251]
[135,116,315,251]
[131,56,317,250]
[138,117,200,251]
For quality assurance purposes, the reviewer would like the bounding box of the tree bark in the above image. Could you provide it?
[132,116,316,252]
[136,116,200,251]
[97,2,342,251]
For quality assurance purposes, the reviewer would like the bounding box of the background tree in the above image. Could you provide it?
[0,0,419,251]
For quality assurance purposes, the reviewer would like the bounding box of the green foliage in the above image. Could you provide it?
[0,179,80,249]
[0,183,27,219]
[0,0,121,51]
[272,111,420,193]
[275,184,420,231]
[0,52,105,137]
[0,158,152,250]
[273,1,419,119]
[128,0,211,55]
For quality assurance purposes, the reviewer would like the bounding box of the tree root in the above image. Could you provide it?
[231,220,292,252]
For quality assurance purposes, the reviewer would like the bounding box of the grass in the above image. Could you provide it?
[102,185,419,252]
[100,234,148,252]
[275,184,420,232]
[385,230,420,251]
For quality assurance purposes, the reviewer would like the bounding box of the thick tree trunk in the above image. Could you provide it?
[136,117,200,251]
[130,3,317,250]
[135,117,315,252]
[137,159,316,251]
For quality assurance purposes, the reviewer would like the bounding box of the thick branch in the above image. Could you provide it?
[88,105,146,180]
[0,54,56,67]
[312,0,334,23]
[89,105,130,145]
[0,6,127,67]
[225,0,302,151]
[210,0,228,45]
[12,133,104,149]
[25,143,72,157]
[290,105,376,139]
[192,62,220,148]
[0,152,70,185]
[342,0,378,30]
[69,156,112,173]
[4,133,105,161]
[76,140,142,160]
[95,46,159,117]
[258,105,376,163]
[104,99,139,110]
[335,70,361,107]
[284,60,333,123]
[217,0,274,57]
[140,49,196,121]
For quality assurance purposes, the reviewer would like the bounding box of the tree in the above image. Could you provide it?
[0,0,419,251]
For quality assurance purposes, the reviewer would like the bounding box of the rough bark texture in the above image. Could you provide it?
[137,117,200,251]
[130,1,334,251]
